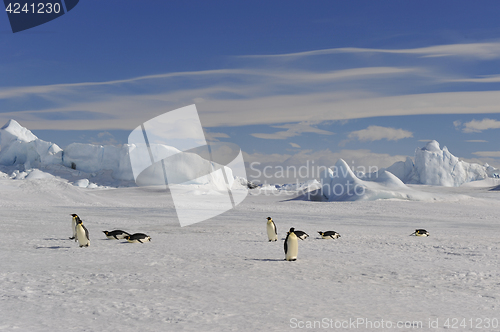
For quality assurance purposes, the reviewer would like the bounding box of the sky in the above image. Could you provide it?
[1,1,500,182]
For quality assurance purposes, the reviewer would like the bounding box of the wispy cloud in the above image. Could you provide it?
[339,125,413,146]
[289,142,301,148]
[455,118,500,133]
[472,151,500,158]
[446,74,500,83]
[244,42,500,60]
[251,122,334,140]
[347,125,413,142]
[2,42,500,132]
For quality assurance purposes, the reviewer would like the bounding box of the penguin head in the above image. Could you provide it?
[102,231,108,235]
[70,214,78,218]
[289,227,295,233]
[317,231,323,235]
[266,217,272,220]
[124,235,130,240]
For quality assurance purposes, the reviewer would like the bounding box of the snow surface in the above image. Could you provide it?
[1,174,500,331]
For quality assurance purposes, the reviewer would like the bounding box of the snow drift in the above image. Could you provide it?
[0,120,236,190]
[308,159,428,201]
[386,140,493,187]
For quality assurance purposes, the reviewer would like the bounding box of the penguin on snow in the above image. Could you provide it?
[284,228,299,261]
[74,216,90,247]
[293,229,309,240]
[125,233,151,243]
[103,230,130,240]
[411,229,429,237]
[266,217,278,242]
[318,231,341,239]
[69,214,81,241]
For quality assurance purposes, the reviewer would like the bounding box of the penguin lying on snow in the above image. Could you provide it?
[74,217,90,247]
[411,229,430,237]
[266,217,278,242]
[103,230,130,240]
[293,229,309,240]
[318,231,341,239]
[284,228,299,261]
[125,233,151,243]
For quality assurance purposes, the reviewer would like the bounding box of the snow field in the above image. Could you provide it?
[1,179,499,331]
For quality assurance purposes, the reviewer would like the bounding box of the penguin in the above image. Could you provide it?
[75,218,90,247]
[318,231,341,239]
[266,217,278,242]
[103,230,130,240]
[294,230,309,240]
[125,233,151,243]
[284,228,299,261]
[69,214,81,241]
[411,229,429,237]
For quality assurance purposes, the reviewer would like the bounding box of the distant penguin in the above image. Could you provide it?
[284,228,299,261]
[69,214,81,241]
[266,217,278,242]
[294,230,309,240]
[75,218,90,247]
[411,229,429,237]
[103,230,130,240]
[125,233,151,243]
[318,231,341,239]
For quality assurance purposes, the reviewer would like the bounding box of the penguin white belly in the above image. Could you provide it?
[267,223,277,241]
[76,224,90,247]
[285,234,298,261]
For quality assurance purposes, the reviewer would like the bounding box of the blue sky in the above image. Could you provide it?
[1,1,500,177]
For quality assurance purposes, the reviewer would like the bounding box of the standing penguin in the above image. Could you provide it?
[69,214,81,240]
[266,217,278,242]
[284,228,299,261]
[75,217,90,247]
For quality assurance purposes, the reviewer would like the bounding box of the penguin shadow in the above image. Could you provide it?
[35,245,71,249]
[44,237,70,241]
[245,258,286,262]
[240,240,272,243]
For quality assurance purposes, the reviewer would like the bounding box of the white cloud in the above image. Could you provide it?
[446,74,500,83]
[465,140,488,143]
[289,142,301,148]
[2,42,500,132]
[251,122,334,140]
[457,118,500,133]
[472,151,500,158]
[346,125,413,142]
[244,43,500,60]
[204,131,230,142]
